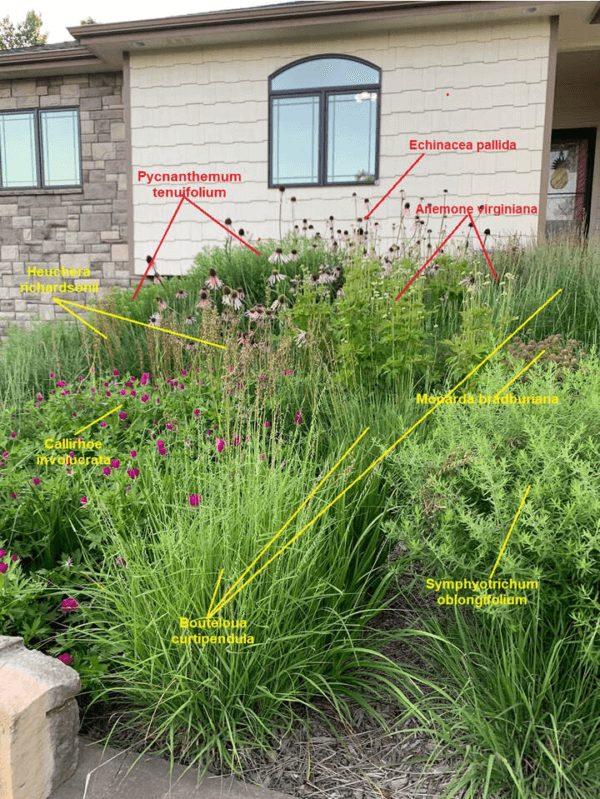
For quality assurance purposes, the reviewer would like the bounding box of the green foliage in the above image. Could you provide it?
[0,10,47,49]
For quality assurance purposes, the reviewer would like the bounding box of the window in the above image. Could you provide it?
[0,108,81,190]
[269,55,380,187]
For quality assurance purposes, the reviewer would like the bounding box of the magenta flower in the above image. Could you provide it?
[181,369,188,376]
[194,409,200,418]
[206,430,213,437]
[106,391,111,397]
[127,468,139,479]
[10,432,16,439]
[119,412,127,420]
[216,438,225,453]
[158,446,167,456]
[57,653,74,666]
[140,373,150,386]
[103,381,109,387]
[155,398,160,406]
[11,553,17,562]
[157,440,165,448]
[130,450,137,458]
[61,598,79,613]
[80,496,88,505]
[10,492,17,499]
[57,380,65,387]
[100,421,107,428]
[0,563,8,574]
[32,477,41,486]
[120,389,127,396]
[295,410,303,425]
[103,467,111,476]
[36,392,43,401]
[265,421,271,429]
[77,375,84,382]
[2,452,9,459]
[188,494,201,506]
[49,372,55,378]
[0,549,5,558]
[283,369,294,376]
[260,453,266,461]
[113,369,120,376]
[130,390,137,397]
[166,423,174,430]
[111,459,120,470]
[141,394,149,403]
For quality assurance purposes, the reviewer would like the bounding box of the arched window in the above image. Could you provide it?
[269,55,381,188]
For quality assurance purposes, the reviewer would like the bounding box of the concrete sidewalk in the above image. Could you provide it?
[50,737,292,799]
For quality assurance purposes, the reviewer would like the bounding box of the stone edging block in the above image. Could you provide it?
[0,635,81,799]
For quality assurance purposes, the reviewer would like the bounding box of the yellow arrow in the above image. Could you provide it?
[207,289,562,619]
[489,484,531,581]
[53,297,225,349]
[74,404,123,435]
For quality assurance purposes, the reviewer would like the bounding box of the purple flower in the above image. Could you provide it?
[158,446,167,456]
[119,412,127,420]
[113,369,120,376]
[2,452,9,459]
[216,438,225,453]
[265,421,271,429]
[130,450,137,458]
[141,394,149,403]
[130,390,137,397]
[0,549,5,558]
[157,440,165,448]
[32,477,41,486]
[0,563,7,574]
[260,453,266,461]
[194,409,200,418]
[77,375,84,382]
[188,494,201,506]
[155,398,160,406]
[206,430,213,437]
[295,410,303,425]
[10,492,17,499]
[57,380,65,388]
[106,391,111,397]
[100,421,107,428]
[57,653,74,666]
[127,468,139,479]
[120,389,127,396]
[36,392,43,401]
[181,369,188,376]
[61,598,79,613]
[49,372,55,378]
[10,432,16,439]
[111,459,120,469]
[11,553,17,562]
[140,373,150,386]
[103,467,111,476]
[166,423,174,430]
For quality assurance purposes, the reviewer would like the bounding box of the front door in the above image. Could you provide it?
[545,128,596,237]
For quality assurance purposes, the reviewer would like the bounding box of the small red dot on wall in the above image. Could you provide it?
[446,93,450,96]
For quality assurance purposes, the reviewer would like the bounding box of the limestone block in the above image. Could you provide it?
[0,636,80,799]
[111,243,128,261]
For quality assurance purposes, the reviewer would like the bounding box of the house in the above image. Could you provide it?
[1,0,599,335]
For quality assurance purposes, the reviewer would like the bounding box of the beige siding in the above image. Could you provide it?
[130,17,551,274]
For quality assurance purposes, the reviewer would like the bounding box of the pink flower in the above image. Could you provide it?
[2,452,9,459]
[158,446,167,456]
[49,372,55,378]
[127,468,139,479]
[32,477,41,486]
[119,412,127,420]
[113,369,120,376]
[216,438,225,453]
[100,421,107,428]
[120,389,127,396]
[260,453,266,461]
[103,381,109,387]
[111,459,120,469]
[295,410,303,425]
[0,549,5,557]
[11,553,17,562]
[0,563,7,574]
[206,430,213,437]
[130,450,137,458]
[194,409,200,418]
[77,375,84,381]
[103,467,111,476]
[61,598,79,613]
[166,423,174,430]
[141,394,149,403]
[10,432,16,439]
[106,391,111,397]
[157,440,165,448]
[188,494,201,506]
[80,496,88,505]
[130,390,137,397]
[181,369,188,376]
[10,492,17,499]
[265,421,271,429]
[57,653,74,666]
[283,369,294,376]
[155,398,160,406]
[36,392,43,401]
[140,373,150,386]
[57,380,65,388]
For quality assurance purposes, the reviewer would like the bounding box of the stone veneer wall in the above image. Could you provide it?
[0,71,131,338]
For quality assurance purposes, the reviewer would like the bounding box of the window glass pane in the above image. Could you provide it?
[327,92,377,183]
[41,109,81,187]
[272,95,319,184]
[0,112,37,188]
[272,58,379,90]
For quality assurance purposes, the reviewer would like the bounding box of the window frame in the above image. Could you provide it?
[0,106,83,192]
[268,54,381,189]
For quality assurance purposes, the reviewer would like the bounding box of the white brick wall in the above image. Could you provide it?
[130,17,551,274]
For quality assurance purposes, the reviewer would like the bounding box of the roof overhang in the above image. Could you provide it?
[1,0,599,79]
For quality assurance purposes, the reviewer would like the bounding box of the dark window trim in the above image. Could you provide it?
[268,54,381,189]
[0,106,83,191]
[548,127,596,237]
